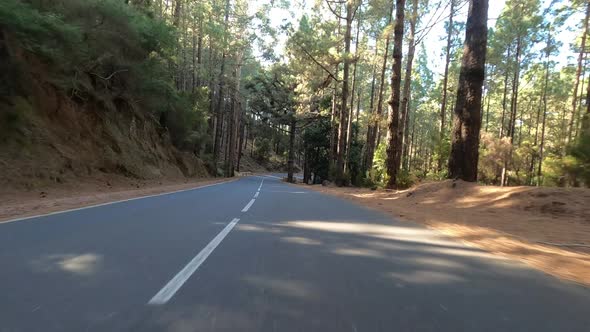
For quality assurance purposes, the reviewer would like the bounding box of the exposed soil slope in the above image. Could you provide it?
[1,35,209,194]
[304,180,590,286]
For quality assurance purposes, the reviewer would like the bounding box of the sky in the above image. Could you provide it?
[249,0,581,77]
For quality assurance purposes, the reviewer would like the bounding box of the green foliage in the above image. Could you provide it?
[541,155,565,186]
[564,129,590,186]
[395,169,416,189]
[254,138,273,162]
[0,97,31,143]
[1,0,207,153]
[0,0,81,61]
[371,142,388,184]
[302,116,331,182]
[347,123,364,186]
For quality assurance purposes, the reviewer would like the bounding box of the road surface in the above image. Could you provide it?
[1,175,589,331]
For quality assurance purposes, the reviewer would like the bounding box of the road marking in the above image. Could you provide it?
[1,179,236,225]
[254,191,259,198]
[148,218,241,305]
[258,178,265,190]
[242,199,256,212]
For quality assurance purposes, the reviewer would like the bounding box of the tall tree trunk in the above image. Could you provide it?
[583,65,590,135]
[484,77,491,132]
[362,45,379,174]
[499,47,511,138]
[196,18,203,87]
[237,114,245,172]
[503,35,521,186]
[287,117,296,183]
[438,0,455,171]
[225,52,242,177]
[448,0,488,182]
[508,35,522,143]
[173,0,182,27]
[364,4,394,177]
[336,0,355,177]
[191,19,197,93]
[538,38,551,185]
[385,0,406,188]
[576,67,587,138]
[213,0,231,166]
[345,7,362,172]
[569,1,590,143]
[344,7,361,172]
[399,0,418,173]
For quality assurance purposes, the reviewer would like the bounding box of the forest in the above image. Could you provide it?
[1,0,589,189]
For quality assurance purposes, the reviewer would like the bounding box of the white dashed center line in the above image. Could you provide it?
[148,177,266,305]
[148,218,241,305]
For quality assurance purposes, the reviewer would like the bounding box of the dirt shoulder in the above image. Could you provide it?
[302,180,590,287]
[0,176,234,223]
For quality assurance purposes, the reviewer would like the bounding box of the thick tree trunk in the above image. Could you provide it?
[438,0,455,171]
[448,0,488,182]
[385,0,406,189]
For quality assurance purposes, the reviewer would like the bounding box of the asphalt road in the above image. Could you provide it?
[1,175,589,332]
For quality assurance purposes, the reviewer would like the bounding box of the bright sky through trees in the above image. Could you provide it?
[251,0,579,75]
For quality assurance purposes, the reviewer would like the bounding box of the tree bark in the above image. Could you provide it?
[448,0,489,182]
[364,4,394,177]
[538,39,550,185]
[336,0,355,177]
[385,0,406,188]
[225,52,242,177]
[569,1,590,143]
[438,0,455,171]
[213,0,231,166]
[399,0,418,173]
[345,7,362,172]
[287,117,297,183]
[196,18,203,88]
[499,47,511,138]
[508,35,522,143]
[362,45,379,174]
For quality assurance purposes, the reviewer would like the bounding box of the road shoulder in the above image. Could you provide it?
[299,181,590,287]
[0,177,235,223]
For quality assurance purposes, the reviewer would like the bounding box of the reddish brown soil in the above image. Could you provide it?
[303,180,590,286]
[0,176,234,223]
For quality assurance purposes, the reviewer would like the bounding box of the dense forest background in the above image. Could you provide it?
[0,0,589,189]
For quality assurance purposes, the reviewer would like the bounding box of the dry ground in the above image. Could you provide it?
[0,175,234,223]
[302,180,590,286]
